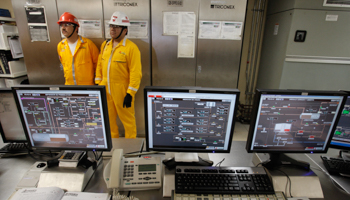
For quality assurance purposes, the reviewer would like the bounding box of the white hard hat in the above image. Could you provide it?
[108,11,130,27]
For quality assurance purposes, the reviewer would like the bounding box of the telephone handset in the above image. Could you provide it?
[104,149,162,191]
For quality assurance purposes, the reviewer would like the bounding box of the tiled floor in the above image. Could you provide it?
[232,122,250,141]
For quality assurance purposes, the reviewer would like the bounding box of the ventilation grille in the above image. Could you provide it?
[324,0,350,7]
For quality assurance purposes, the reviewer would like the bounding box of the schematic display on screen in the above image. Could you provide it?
[146,92,237,151]
[331,96,350,148]
[251,95,343,151]
[16,90,108,149]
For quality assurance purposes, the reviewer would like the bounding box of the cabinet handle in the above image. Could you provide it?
[198,66,201,73]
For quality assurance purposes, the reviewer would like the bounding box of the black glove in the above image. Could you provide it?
[123,93,132,108]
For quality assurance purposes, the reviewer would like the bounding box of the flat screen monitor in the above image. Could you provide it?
[330,93,350,151]
[144,86,239,153]
[12,85,112,151]
[246,89,347,170]
[0,88,27,143]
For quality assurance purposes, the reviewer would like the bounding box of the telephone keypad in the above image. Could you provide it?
[123,164,135,178]
[120,156,161,190]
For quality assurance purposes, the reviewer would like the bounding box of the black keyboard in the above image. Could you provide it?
[175,166,275,195]
[321,156,350,175]
[0,143,28,153]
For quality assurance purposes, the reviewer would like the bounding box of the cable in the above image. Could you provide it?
[97,151,103,160]
[275,168,292,198]
[93,150,104,161]
[215,158,225,167]
[112,189,139,200]
[124,150,142,155]
[92,151,97,160]
[310,166,323,172]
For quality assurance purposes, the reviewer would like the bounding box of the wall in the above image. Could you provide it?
[256,9,293,89]
[257,0,350,91]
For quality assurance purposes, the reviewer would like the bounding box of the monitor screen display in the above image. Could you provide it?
[12,85,112,151]
[144,86,239,153]
[0,88,27,143]
[246,89,346,153]
[330,95,350,150]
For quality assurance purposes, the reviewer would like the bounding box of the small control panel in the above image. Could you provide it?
[16,161,48,189]
[59,151,85,162]
[121,156,162,190]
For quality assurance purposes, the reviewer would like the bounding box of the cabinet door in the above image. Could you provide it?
[151,0,200,86]
[196,0,247,88]
[11,0,64,84]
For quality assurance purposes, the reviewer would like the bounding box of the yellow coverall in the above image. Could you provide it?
[95,37,142,138]
[57,36,99,85]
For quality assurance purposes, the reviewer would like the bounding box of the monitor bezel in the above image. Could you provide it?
[0,88,27,143]
[245,89,347,154]
[329,90,350,151]
[12,85,112,151]
[144,86,240,153]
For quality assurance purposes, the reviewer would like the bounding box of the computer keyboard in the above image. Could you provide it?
[173,191,286,200]
[0,143,28,153]
[175,166,275,195]
[321,156,350,175]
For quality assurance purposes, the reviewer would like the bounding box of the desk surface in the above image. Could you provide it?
[1,140,350,200]
[0,138,144,200]
[307,148,350,198]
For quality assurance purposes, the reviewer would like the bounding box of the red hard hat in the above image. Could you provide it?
[57,12,79,27]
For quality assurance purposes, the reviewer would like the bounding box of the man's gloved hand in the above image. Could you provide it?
[123,93,132,108]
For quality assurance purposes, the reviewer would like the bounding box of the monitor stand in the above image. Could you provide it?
[37,151,102,191]
[261,153,310,171]
[253,153,323,198]
[162,152,213,170]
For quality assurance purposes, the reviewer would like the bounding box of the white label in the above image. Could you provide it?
[326,15,338,21]
[274,24,279,35]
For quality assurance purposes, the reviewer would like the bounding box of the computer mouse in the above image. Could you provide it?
[36,163,46,168]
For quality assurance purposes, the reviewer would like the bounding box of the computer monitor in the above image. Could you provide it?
[330,92,350,153]
[0,88,27,143]
[144,86,239,154]
[246,89,347,170]
[12,85,112,151]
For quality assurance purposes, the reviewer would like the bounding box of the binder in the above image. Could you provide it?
[0,50,17,74]
[0,59,4,74]
[8,36,23,58]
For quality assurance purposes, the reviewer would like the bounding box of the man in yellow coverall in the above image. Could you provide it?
[95,11,142,138]
[57,12,99,85]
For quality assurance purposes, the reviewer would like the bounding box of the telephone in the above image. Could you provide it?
[104,149,162,191]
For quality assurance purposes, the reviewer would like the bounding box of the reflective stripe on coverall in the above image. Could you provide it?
[95,37,142,138]
[57,36,99,85]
